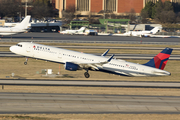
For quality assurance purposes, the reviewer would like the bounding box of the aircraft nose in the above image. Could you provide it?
[9,46,15,52]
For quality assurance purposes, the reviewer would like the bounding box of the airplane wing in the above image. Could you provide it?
[68,54,114,70]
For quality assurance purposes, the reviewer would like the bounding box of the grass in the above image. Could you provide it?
[0,114,180,120]
[0,47,9,51]
[1,86,180,96]
[0,58,179,81]
[0,115,47,120]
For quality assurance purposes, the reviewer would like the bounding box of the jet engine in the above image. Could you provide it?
[64,62,81,71]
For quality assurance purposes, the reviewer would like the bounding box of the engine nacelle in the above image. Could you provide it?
[64,62,80,71]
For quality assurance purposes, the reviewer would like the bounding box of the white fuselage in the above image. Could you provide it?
[0,27,26,35]
[0,15,31,36]
[60,27,86,35]
[10,42,170,77]
[123,27,161,37]
[60,30,78,34]
[124,31,153,36]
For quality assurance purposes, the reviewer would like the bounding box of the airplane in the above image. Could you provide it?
[123,27,162,37]
[0,15,31,36]
[60,27,86,35]
[10,42,173,78]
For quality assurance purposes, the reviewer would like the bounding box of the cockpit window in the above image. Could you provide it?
[16,44,22,47]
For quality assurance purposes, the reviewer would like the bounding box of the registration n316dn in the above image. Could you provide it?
[10,42,173,78]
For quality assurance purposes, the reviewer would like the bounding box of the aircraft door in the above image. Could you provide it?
[58,50,63,59]
[26,45,34,57]
[26,45,31,52]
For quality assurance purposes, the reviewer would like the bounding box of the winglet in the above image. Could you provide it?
[101,49,110,56]
[107,54,114,62]
[99,54,114,65]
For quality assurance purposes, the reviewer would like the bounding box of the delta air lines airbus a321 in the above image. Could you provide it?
[10,42,173,78]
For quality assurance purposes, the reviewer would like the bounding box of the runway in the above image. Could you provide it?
[0,33,179,45]
[1,79,180,88]
[0,92,180,114]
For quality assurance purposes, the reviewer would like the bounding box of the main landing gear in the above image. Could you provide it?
[24,57,28,65]
[84,70,90,78]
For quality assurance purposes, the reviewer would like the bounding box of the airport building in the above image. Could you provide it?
[55,0,180,18]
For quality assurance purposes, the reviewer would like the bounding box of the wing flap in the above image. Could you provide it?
[73,54,114,70]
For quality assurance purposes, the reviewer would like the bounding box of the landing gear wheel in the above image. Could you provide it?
[24,57,28,65]
[84,72,90,78]
[24,62,27,65]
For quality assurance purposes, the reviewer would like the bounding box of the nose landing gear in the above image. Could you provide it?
[84,72,90,78]
[24,57,28,65]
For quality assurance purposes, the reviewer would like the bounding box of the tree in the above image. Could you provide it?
[142,1,155,18]
[152,0,163,19]
[160,11,176,23]
[31,0,56,19]
[33,0,49,5]
[31,2,50,19]
[160,1,174,23]
[141,0,176,23]
[176,12,180,23]
[0,0,21,18]
[62,4,76,23]
[165,11,176,23]
[128,9,136,22]
[141,9,148,23]
[164,1,173,11]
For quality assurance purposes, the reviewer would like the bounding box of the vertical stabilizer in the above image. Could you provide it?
[14,15,31,29]
[143,48,173,70]
[150,27,161,34]
[78,27,86,32]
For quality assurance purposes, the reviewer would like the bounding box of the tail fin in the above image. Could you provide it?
[143,48,173,70]
[150,27,161,34]
[14,15,31,29]
[78,27,86,31]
